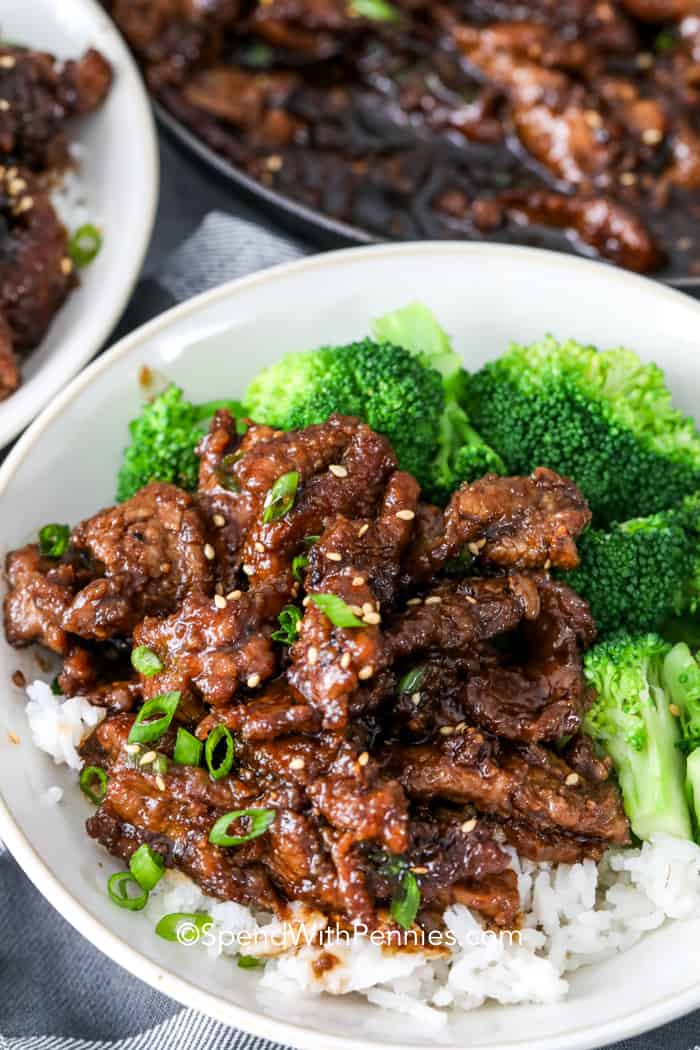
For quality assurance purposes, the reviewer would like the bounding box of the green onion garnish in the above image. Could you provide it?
[68,223,102,268]
[209,807,276,847]
[215,451,242,492]
[348,0,400,22]
[303,534,321,546]
[310,593,364,628]
[50,676,63,696]
[107,871,149,911]
[398,666,426,693]
[174,726,203,766]
[155,912,213,942]
[79,765,108,805]
[38,523,70,558]
[205,725,235,780]
[131,645,163,677]
[128,691,180,745]
[129,843,165,891]
[271,605,302,645]
[263,471,299,524]
[291,554,308,582]
[152,753,169,776]
[238,954,264,969]
[390,870,421,930]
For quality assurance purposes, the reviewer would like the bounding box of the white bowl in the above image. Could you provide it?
[0,0,158,448]
[2,243,700,1050]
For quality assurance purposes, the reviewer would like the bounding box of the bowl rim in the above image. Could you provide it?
[0,0,159,448]
[3,240,700,1050]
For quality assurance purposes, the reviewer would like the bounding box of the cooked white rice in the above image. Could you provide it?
[50,143,95,235]
[25,678,700,1022]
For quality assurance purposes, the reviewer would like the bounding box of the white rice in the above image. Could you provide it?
[25,677,700,1021]
[49,143,95,235]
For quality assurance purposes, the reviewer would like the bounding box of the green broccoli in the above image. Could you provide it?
[583,632,692,841]
[117,384,244,502]
[373,303,505,500]
[244,338,445,487]
[661,642,700,837]
[465,336,700,524]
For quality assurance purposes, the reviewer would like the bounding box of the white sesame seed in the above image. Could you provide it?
[636,51,653,69]
[583,109,602,129]
[358,665,374,680]
[455,722,467,732]
[0,56,16,68]
[362,602,374,614]
[214,594,227,609]
[8,178,26,195]
[14,196,33,214]
[396,509,415,521]
[302,595,311,607]
[565,773,580,787]
[425,596,442,605]
[464,595,477,605]
[254,541,265,553]
[406,597,422,606]
[363,611,381,625]
[125,743,140,755]
[247,673,261,689]
[439,725,454,736]
[620,172,637,186]
[227,589,242,601]
[243,564,255,575]
[155,775,166,791]
[358,524,369,538]
[544,558,552,571]
[307,646,319,665]
[352,576,365,587]
[411,865,428,875]
[327,552,342,562]
[265,154,283,172]
[642,127,663,145]
[213,514,226,527]
[468,542,481,555]
[140,750,156,766]
[0,99,9,111]
[475,538,486,550]
[329,464,348,478]
[411,692,421,705]
[358,751,369,767]
[461,818,477,833]
[289,757,305,770]
[340,652,351,669]
[204,544,215,560]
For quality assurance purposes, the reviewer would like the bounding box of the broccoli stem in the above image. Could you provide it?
[662,642,700,840]
[686,750,700,840]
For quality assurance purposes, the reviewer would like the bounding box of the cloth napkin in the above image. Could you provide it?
[2,139,699,1049]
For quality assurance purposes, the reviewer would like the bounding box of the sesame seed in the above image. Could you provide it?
[7,730,19,744]
[475,538,486,550]
[439,725,454,736]
[308,646,319,665]
[425,595,442,605]
[265,154,283,172]
[358,751,369,766]
[396,509,415,521]
[0,56,16,68]
[349,604,363,616]
[139,750,157,766]
[352,576,365,587]
[669,703,681,717]
[243,564,255,576]
[0,100,9,111]
[362,602,374,614]
[8,178,26,195]
[329,464,348,478]
[642,127,663,145]
[636,51,653,69]
[584,109,602,129]
[358,665,374,680]
[204,543,215,560]
[213,514,226,527]
[544,559,552,571]
[363,611,381,625]
[406,597,422,606]
[411,865,428,874]
[327,552,342,562]
[620,172,637,186]
[254,541,265,553]
[358,524,369,538]
[155,775,166,791]
[461,818,477,833]
[565,773,580,786]
[455,722,467,732]
[464,595,477,605]
[340,652,351,669]
[214,594,227,609]
[411,691,421,705]
[125,743,140,755]
[290,757,305,770]
[227,589,242,601]
[15,196,33,214]
[678,236,693,251]
[60,256,73,276]
[467,542,481,555]
[247,673,261,689]
[302,595,311,607]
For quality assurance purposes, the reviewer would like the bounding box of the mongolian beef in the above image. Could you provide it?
[3,411,631,933]
[104,0,700,278]
[0,43,112,402]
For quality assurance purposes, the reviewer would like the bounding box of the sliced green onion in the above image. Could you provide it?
[155,912,213,942]
[50,676,63,696]
[238,954,264,969]
[131,645,163,677]
[271,605,302,645]
[291,554,308,582]
[129,843,165,891]
[153,753,169,776]
[209,807,276,847]
[391,870,421,930]
[68,223,102,267]
[107,871,149,911]
[303,534,321,546]
[128,691,180,745]
[205,725,235,780]
[263,471,299,524]
[79,765,108,805]
[310,593,364,628]
[38,523,70,558]
[348,0,400,22]
[398,666,426,693]
[174,727,203,766]
[215,451,242,492]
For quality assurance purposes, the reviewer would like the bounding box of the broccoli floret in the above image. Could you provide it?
[245,338,444,486]
[662,642,700,838]
[117,385,244,502]
[584,632,692,841]
[373,303,504,500]
[465,336,700,524]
